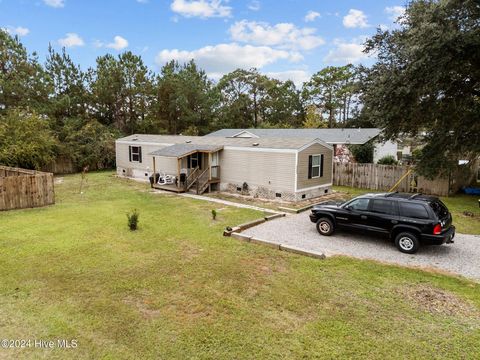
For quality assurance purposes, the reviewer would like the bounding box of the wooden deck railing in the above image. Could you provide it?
[184,167,200,191]
[196,167,210,195]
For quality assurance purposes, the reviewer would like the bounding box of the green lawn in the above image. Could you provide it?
[0,172,479,359]
[333,186,480,235]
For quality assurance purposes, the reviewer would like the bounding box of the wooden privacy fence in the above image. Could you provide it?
[333,162,451,196]
[0,166,55,211]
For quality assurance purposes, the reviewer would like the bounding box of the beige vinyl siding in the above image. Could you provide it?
[115,142,177,175]
[297,143,333,190]
[220,148,296,192]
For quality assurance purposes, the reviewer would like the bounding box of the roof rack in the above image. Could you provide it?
[385,191,399,197]
[409,193,422,199]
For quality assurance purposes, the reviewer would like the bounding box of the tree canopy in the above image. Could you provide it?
[362,0,480,177]
[1,0,478,176]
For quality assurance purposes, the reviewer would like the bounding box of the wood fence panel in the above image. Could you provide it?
[333,162,450,196]
[0,166,55,211]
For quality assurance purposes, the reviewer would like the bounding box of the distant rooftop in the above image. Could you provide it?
[205,128,381,145]
[117,134,333,150]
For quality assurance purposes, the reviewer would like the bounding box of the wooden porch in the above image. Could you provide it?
[152,165,221,194]
[150,144,222,195]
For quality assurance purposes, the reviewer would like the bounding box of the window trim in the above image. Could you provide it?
[129,146,142,163]
[310,154,321,179]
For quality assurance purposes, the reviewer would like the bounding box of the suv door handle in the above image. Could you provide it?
[361,215,367,220]
[391,220,398,224]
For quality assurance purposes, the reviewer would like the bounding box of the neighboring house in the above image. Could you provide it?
[116,134,333,201]
[206,128,398,163]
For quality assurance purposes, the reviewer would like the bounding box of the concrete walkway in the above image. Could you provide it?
[178,192,285,214]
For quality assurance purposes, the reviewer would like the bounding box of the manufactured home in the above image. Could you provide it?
[206,128,398,163]
[116,134,333,201]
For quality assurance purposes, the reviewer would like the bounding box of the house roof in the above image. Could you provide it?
[205,128,381,145]
[149,143,224,158]
[117,134,333,151]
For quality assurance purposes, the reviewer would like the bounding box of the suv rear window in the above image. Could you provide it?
[429,200,449,219]
[399,202,429,219]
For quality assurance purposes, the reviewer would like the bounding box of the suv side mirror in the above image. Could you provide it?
[345,205,352,211]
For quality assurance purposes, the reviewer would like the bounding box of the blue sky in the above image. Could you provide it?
[0,0,406,84]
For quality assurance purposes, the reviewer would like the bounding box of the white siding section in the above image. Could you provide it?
[374,140,398,163]
[115,141,177,179]
[219,148,296,192]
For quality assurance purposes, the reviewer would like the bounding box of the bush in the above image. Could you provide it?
[0,109,57,169]
[377,155,398,165]
[127,210,139,231]
[349,142,374,163]
[211,209,217,220]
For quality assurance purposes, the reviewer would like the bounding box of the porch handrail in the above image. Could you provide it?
[196,167,210,194]
[184,167,200,190]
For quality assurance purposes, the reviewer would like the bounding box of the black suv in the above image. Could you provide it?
[309,192,455,254]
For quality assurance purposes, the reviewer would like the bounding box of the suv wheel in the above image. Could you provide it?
[316,217,335,236]
[395,232,420,254]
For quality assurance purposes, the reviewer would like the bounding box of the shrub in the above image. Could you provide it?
[211,209,217,220]
[0,109,57,170]
[349,142,374,163]
[377,155,398,165]
[127,210,139,231]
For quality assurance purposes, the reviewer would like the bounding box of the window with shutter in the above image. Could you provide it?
[130,146,142,162]
[308,155,312,179]
[309,155,321,178]
[320,154,324,177]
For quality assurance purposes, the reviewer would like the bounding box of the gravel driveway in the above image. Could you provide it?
[244,212,480,281]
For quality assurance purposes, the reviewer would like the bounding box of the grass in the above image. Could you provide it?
[333,186,480,235]
[0,172,479,359]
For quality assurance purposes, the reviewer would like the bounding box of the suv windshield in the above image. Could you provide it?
[429,200,449,219]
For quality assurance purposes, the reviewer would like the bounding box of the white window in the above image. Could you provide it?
[129,146,142,163]
[311,155,321,178]
[308,154,324,179]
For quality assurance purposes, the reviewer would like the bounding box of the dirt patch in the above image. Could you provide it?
[397,284,480,317]
[123,295,161,319]
[239,255,288,277]
[178,242,203,262]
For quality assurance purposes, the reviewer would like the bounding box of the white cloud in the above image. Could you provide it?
[156,43,302,79]
[385,6,405,21]
[170,0,232,18]
[343,9,369,28]
[229,20,325,50]
[304,11,320,22]
[379,24,389,31]
[58,33,84,47]
[324,39,369,64]
[248,0,260,11]
[137,0,149,3]
[4,26,30,36]
[107,36,129,50]
[266,70,310,87]
[43,0,65,8]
